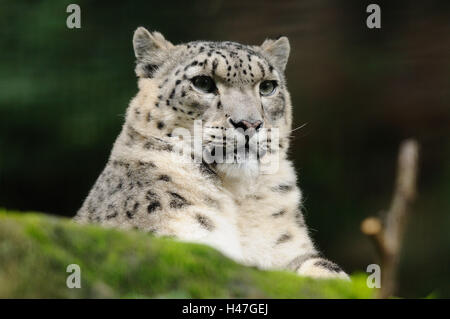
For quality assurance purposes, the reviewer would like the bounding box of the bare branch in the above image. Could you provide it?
[361,139,419,298]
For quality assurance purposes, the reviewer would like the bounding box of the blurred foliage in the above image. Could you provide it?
[0,210,375,298]
[0,0,449,297]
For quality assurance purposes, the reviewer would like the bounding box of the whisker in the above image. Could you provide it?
[289,122,308,133]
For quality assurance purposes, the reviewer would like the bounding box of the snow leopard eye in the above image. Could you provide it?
[191,76,217,94]
[259,80,277,96]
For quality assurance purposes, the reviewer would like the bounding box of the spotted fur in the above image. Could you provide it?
[75,27,348,280]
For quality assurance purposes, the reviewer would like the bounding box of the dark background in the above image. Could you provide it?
[0,0,449,298]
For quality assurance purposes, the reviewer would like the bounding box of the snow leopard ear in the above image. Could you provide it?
[260,36,290,72]
[133,27,174,78]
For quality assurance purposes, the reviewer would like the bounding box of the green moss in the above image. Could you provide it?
[0,210,376,298]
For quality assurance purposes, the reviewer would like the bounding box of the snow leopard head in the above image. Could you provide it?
[128,27,293,177]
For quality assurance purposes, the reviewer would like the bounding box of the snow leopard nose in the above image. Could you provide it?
[230,119,263,132]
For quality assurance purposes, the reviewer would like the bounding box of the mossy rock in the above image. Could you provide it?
[0,210,375,298]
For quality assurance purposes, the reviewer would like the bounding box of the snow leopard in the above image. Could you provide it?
[75,27,349,279]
